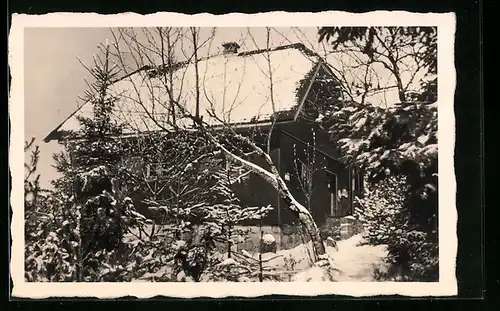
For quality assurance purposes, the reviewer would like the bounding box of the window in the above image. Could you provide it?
[357,171,365,195]
[352,169,365,197]
[352,169,356,191]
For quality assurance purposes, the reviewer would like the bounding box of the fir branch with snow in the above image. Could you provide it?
[51,42,139,281]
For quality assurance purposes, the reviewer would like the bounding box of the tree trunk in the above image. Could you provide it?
[275,176,326,261]
[227,222,232,258]
[259,227,264,282]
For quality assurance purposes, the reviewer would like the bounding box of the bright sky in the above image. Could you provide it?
[24,27,402,189]
[25,28,114,188]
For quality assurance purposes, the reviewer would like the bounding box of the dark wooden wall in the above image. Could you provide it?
[233,121,359,227]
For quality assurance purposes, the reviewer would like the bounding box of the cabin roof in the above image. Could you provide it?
[44,43,341,142]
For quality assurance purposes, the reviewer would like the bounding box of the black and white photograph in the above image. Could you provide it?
[10,11,457,297]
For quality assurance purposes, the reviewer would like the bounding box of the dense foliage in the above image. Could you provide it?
[322,101,438,281]
[355,176,438,281]
[317,26,439,281]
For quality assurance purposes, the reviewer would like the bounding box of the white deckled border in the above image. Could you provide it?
[9,11,457,298]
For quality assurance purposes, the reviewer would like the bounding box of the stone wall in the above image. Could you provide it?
[322,216,364,240]
[215,217,364,254]
[234,225,282,253]
[339,216,364,239]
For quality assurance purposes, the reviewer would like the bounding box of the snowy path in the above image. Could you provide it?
[265,234,388,282]
[330,234,388,281]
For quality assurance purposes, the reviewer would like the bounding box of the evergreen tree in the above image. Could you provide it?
[318,99,438,281]
[24,138,84,281]
[24,138,60,281]
[52,42,132,281]
[294,64,345,122]
[355,175,438,281]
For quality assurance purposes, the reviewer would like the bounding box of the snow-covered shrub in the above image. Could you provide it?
[24,139,85,281]
[356,176,408,245]
[24,139,58,281]
[356,175,438,281]
[261,233,277,253]
[325,237,338,249]
[206,257,253,282]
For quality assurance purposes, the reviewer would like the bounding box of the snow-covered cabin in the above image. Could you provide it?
[44,42,364,227]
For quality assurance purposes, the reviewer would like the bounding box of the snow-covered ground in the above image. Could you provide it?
[132,234,389,282]
[329,234,388,281]
[256,234,388,282]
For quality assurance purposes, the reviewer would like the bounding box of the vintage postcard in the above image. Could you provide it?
[9,11,457,298]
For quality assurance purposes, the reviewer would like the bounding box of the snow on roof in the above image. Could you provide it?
[47,44,322,141]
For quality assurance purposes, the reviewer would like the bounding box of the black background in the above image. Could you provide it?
[5,0,487,309]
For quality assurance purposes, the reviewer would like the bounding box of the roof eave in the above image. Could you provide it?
[45,116,297,143]
[43,126,64,143]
